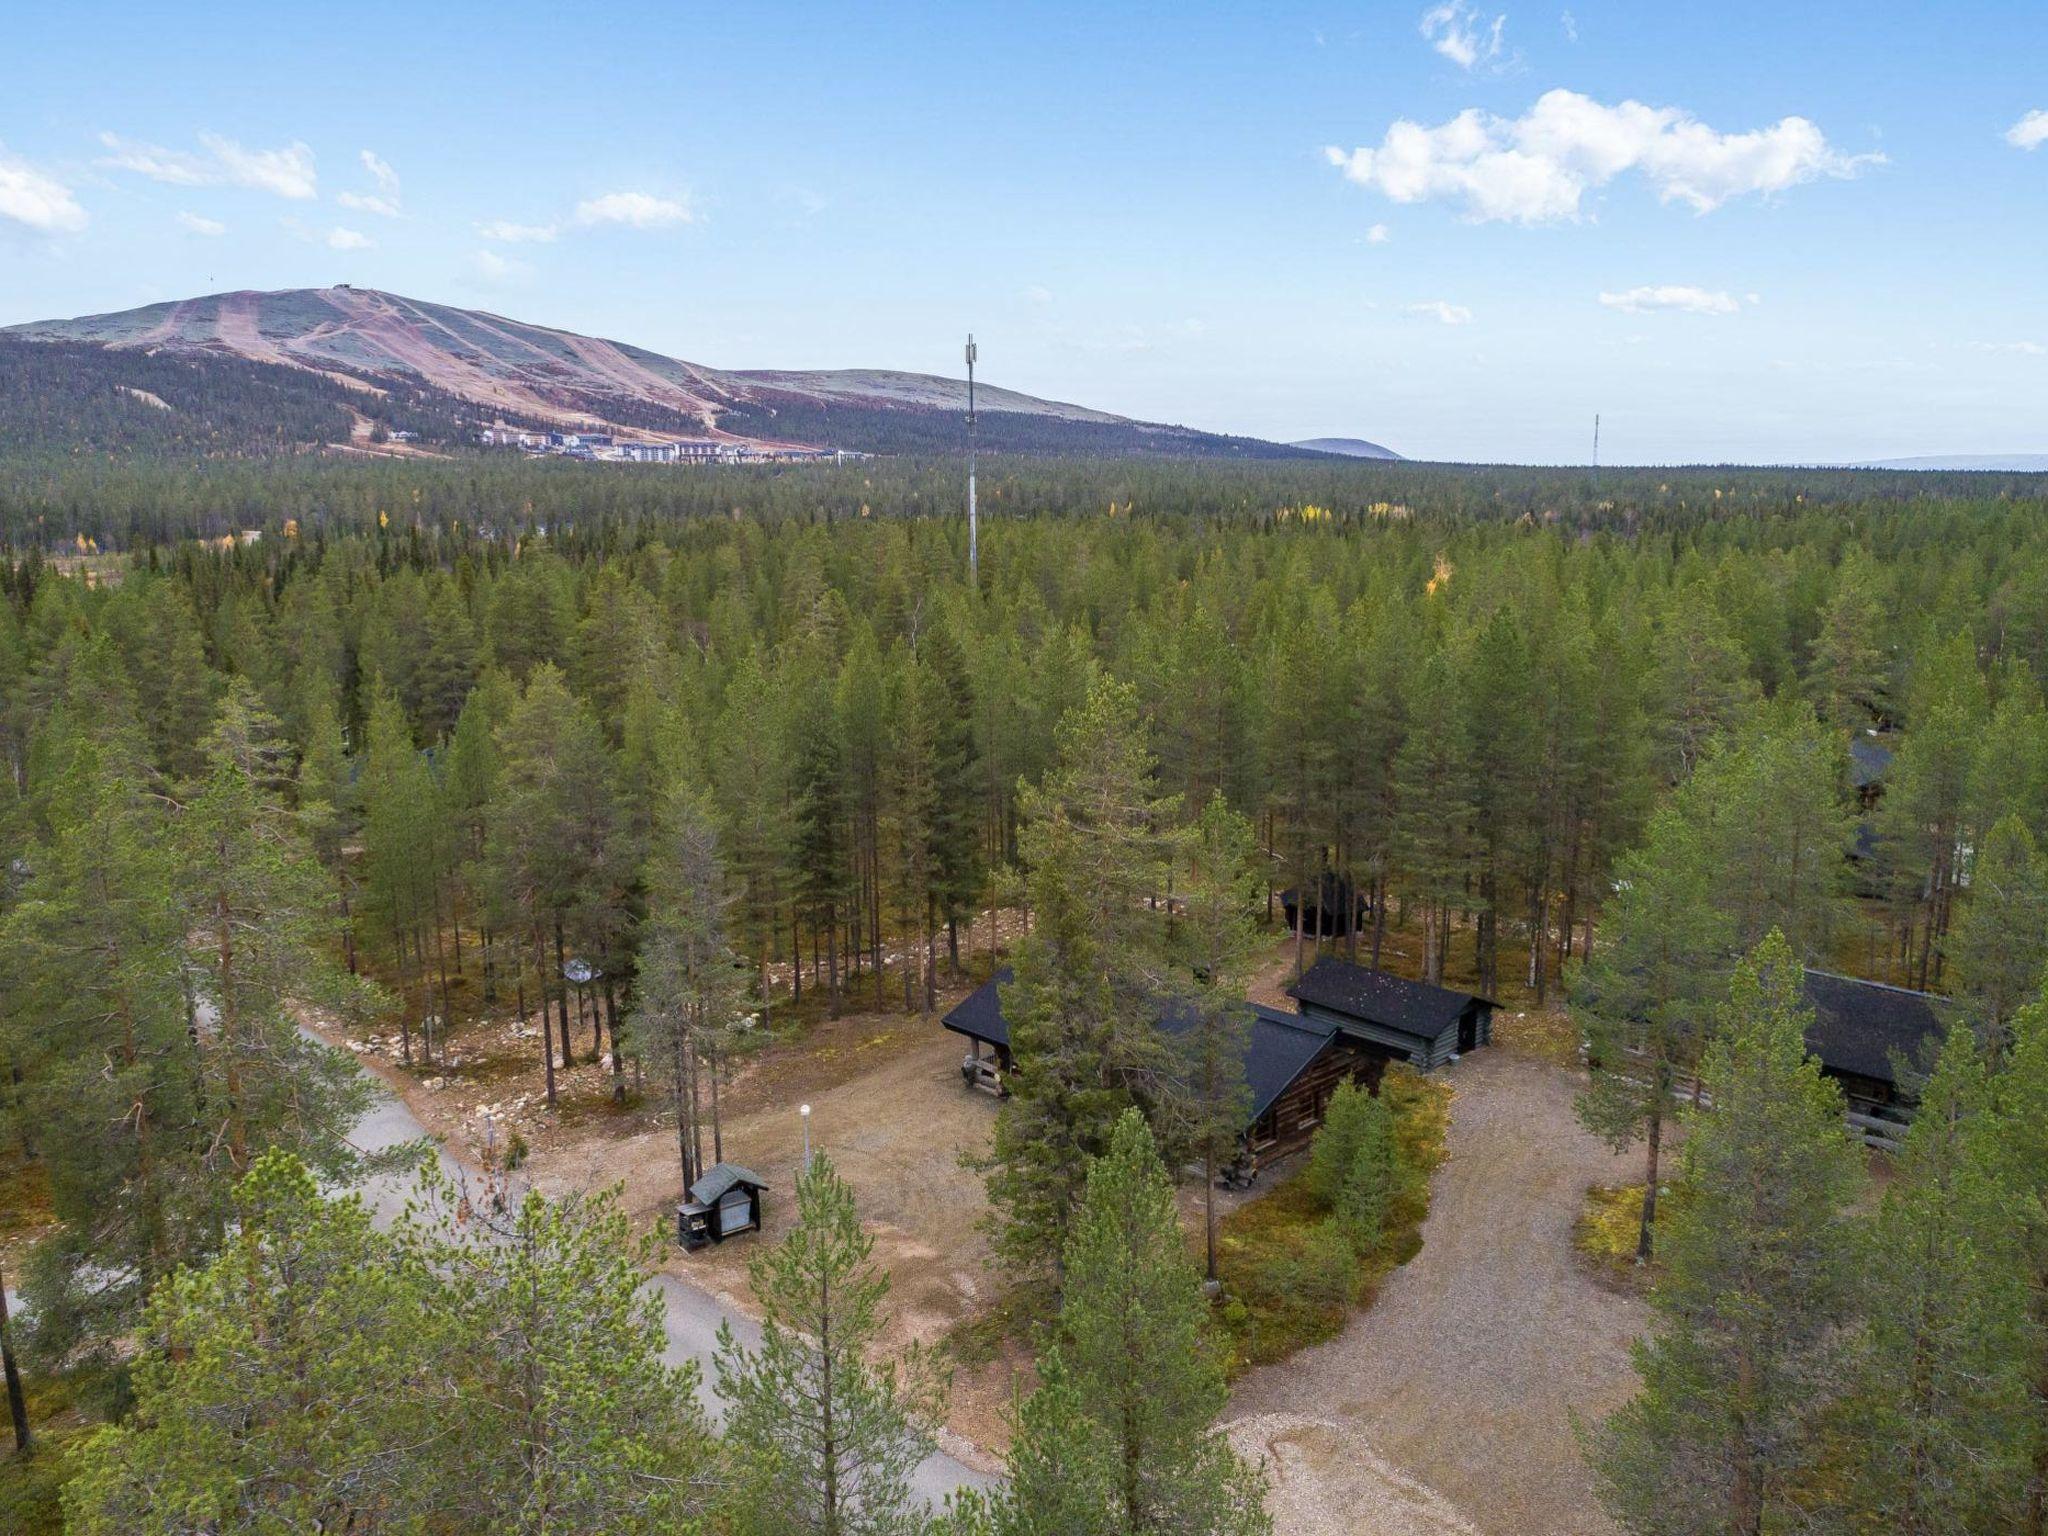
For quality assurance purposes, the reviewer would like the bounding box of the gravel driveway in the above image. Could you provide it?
[1227,1042,1647,1536]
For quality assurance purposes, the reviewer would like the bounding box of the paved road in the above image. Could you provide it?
[1229,1046,1647,1536]
[345,1062,992,1508]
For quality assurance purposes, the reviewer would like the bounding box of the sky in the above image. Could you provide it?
[2,1,2044,464]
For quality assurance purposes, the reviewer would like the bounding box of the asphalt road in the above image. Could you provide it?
[344,1062,992,1508]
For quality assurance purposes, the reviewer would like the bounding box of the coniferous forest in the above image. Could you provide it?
[6,451,2048,1533]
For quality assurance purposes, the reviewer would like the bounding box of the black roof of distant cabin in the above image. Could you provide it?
[941,970,1342,1123]
[1287,957,1491,1037]
[1850,735,1895,790]
[1802,968,1946,1087]
[688,1162,768,1205]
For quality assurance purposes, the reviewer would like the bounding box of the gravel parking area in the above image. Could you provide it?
[1226,1040,1647,1536]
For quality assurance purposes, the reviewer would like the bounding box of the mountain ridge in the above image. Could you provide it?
[2,286,1334,460]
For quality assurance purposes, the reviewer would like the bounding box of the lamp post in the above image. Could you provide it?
[799,1103,812,1169]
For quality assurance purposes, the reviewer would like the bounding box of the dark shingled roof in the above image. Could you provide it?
[1802,969,1946,1087]
[1850,735,1895,790]
[942,971,1342,1124]
[941,966,1017,1050]
[1287,957,1489,1038]
[688,1162,768,1205]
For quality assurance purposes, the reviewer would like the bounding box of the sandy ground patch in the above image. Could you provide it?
[1226,1414,1484,1536]
[1229,1037,1647,1536]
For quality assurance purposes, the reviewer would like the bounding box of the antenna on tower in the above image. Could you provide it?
[1592,412,1601,495]
[965,334,979,582]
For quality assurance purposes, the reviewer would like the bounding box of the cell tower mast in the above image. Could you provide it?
[1592,412,1601,494]
[965,334,979,582]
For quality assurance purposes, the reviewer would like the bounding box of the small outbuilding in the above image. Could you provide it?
[941,966,1018,1093]
[1278,871,1370,938]
[1287,957,1495,1072]
[677,1162,768,1249]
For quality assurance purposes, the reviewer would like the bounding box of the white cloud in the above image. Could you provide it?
[1407,300,1474,324]
[1598,284,1744,316]
[1420,3,1506,70]
[1560,9,1578,41]
[0,148,87,233]
[339,150,401,216]
[97,131,317,199]
[471,248,532,285]
[477,218,560,243]
[1324,88,1881,223]
[1978,340,2047,356]
[2008,110,2048,151]
[1021,283,1055,305]
[573,190,692,228]
[326,226,374,251]
[176,210,225,236]
[198,133,316,198]
[1365,222,1392,244]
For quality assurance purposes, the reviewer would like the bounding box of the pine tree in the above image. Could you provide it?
[1806,552,1890,735]
[1391,646,1475,985]
[1949,813,2048,1052]
[177,682,378,1193]
[1170,790,1260,1283]
[714,1153,945,1536]
[940,1348,1119,1536]
[1589,931,1862,1536]
[631,781,748,1191]
[984,676,1182,1293]
[1835,1025,2026,1534]
[1058,1110,1271,1536]
[1574,805,1733,1260]
[63,1153,435,1535]
[1990,990,2048,1532]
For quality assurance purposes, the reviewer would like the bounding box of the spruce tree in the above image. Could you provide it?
[1589,931,1862,1536]
[1949,813,2048,1052]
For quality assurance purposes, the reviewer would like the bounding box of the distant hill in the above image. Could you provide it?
[1,287,1327,461]
[1851,454,2048,473]
[1290,436,1403,460]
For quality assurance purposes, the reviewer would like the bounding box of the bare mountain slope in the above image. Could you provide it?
[4,286,1316,458]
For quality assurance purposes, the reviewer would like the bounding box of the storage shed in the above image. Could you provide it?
[1287,957,1494,1071]
[677,1162,768,1249]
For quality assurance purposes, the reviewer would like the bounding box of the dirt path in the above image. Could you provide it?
[1227,1043,1646,1536]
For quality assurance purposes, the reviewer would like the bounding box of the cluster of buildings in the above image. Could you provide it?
[475,426,861,466]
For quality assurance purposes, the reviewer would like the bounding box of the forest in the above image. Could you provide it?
[6,451,2048,1532]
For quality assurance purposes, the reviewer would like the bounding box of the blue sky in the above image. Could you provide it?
[2,1,2044,463]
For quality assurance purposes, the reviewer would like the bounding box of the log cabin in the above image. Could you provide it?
[941,961,1461,1180]
[1287,956,1495,1071]
[1802,968,1945,1149]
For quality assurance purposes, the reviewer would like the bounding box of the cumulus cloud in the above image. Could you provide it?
[1365,222,1392,243]
[477,218,560,243]
[1021,283,1054,305]
[1407,300,1474,324]
[470,248,533,286]
[337,149,401,216]
[0,148,87,233]
[176,210,225,236]
[1324,88,1880,223]
[2009,110,2048,151]
[1598,284,1744,316]
[97,131,317,199]
[573,190,692,228]
[326,226,374,251]
[1420,3,1506,70]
